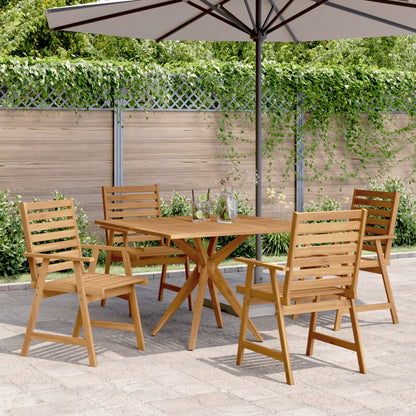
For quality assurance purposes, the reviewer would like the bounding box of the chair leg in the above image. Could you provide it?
[128,286,145,351]
[333,308,344,331]
[306,311,318,356]
[349,300,367,374]
[184,258,193,311]
[380,266,399,324]
[72,307,82,337]
[101,255,113,307]
[21,288,43,357]
[236,290,251,365]
[339,267,399,328]
[274,303,294,385]
[157,263,168,302]
[76,292,97,367]
[158,258,194,312]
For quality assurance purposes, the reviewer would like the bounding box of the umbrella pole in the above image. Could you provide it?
[254,0,263,282]
[255,34,262,254]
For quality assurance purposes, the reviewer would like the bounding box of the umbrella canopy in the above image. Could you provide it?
[46,0,416,42]
[46,0,416,258]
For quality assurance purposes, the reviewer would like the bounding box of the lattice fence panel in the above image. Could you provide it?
[0,74,415,113]
[0,83,111,110]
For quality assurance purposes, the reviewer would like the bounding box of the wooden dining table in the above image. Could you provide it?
[96,215,291,350]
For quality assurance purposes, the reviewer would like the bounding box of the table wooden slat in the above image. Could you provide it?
[96,215,291,240]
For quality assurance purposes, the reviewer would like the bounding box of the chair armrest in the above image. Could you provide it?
[81,244,137,255]
[81,244,137,274]
[235,257,287,271]
[363,234,396,241]
[24,252,94,263]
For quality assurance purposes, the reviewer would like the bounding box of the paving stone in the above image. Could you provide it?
[0,257,415,415]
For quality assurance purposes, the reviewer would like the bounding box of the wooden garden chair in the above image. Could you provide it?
[235,209,368,385]
[102,185,192,310]
[334,189,400,330]
[20,198,148,367]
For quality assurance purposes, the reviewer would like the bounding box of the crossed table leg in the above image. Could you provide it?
[151,234,263,350]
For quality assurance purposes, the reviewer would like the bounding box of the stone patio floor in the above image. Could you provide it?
[0,254,415,415]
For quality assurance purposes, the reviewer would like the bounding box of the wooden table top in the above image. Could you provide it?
[96,215,291,240]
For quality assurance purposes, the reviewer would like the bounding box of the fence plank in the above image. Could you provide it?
[0,108,415,238]
[0,109,113,229]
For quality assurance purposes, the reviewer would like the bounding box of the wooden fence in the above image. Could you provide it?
[1,108,414,236]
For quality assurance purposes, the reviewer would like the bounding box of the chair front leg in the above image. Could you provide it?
[74,262,97,367]
[275,305,293,385]
[349,299,367,374]
[236,263,254,365]
[21,258,49,357]
[128,286,145,351]
[270,269,294,385]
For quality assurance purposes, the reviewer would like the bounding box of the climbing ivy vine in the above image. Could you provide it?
[1,57,415,188]
[217,63,416,189]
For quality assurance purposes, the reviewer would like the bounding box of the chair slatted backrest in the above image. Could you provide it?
[20,198,81,287]
[102,185,162,245]
[282,209,367,306]
[351,189,399,260]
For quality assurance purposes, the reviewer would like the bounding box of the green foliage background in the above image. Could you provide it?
[1,0,416,71]
[0,190,99,277]
[0,190,26,276]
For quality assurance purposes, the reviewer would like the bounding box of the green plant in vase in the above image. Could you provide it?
[217,189,237,223]
[191,190,211,223]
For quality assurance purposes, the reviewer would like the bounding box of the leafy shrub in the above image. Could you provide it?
[369,177,416,246]
[0,190,27,277]
[161,191,192,217]
[305,196,341,212]
[262,232,291,256]
[0,190,102,278]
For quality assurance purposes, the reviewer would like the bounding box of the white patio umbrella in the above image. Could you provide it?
[45,0,416,257]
